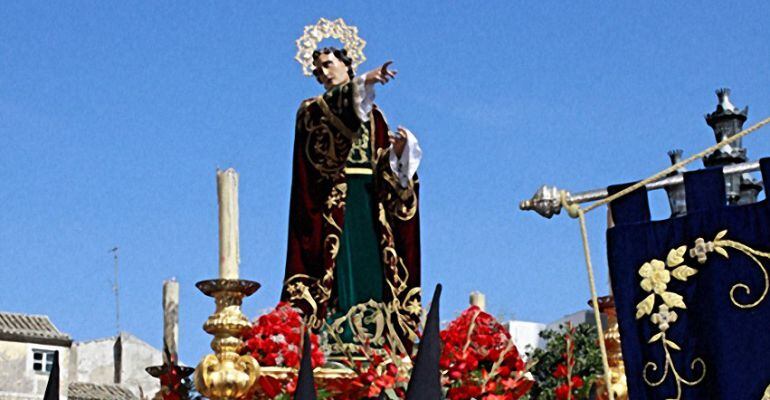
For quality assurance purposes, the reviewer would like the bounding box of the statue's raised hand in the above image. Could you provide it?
[364,61,398,85]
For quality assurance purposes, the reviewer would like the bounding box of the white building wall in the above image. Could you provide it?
[0,340,70,400]
[71,333,160,398]
[506,321,546,358]
[119,334,161,397]
[71,337,115,385]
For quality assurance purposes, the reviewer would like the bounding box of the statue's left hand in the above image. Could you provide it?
[390,126,408,158]
[364,61,398,85]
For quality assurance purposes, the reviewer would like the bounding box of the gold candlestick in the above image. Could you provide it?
[194,279,260,400]
[195,168,260,399]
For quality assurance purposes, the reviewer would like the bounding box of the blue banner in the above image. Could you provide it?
[607,158,770,399]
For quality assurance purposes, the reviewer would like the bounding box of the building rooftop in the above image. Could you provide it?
[0,311,72,346]
[68,382,138,400]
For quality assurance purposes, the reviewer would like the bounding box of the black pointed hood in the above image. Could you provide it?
[294,330,317,400]
[405,284,443,400]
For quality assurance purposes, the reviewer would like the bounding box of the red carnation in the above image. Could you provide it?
[553,363,568,378]
[555,383,570,400]
[571,375,584,389]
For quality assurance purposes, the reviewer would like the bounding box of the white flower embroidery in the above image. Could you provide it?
[689,238,715,264]
[650,304,678,332]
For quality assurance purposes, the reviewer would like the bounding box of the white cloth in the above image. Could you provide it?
[351,76,422,187]
[352,76,375,122]
[389,128,422,188]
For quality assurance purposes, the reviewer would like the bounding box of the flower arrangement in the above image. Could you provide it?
[439,306,534,400]
[323,347,409,400]
[240,302,410,399]
[550,324,584,400]
[524,323,601,400]
[240,302,326,398]
[238,303,535,399]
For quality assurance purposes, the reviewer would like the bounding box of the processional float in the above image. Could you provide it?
[190,18,415,399]
[160,16,538,400]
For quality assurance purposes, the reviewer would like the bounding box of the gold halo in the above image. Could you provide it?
[295,18,367,77]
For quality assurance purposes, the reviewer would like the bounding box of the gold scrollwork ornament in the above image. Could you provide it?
[700,230,770,308]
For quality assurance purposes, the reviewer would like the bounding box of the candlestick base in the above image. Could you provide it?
[146,365,196,378]
[194,279,261,400]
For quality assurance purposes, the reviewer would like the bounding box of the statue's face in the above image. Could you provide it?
[314,52,350,90]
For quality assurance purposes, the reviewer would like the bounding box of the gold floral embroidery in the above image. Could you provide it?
[348,127,370,164]
[637,244,706,399]
[637,230,770,398]
[325,182,347,209]
[301,102,352,179]
[639,259,671,294]
[325,286,422,357]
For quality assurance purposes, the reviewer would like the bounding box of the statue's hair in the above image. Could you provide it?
[312,47,355,84]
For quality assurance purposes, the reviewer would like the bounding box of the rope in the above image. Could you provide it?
[578,209,615,400]
[582,115,770,214]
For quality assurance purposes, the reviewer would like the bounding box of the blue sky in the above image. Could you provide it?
[2,2,769,365]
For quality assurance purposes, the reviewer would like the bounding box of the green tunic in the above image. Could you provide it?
[329,128,385,341]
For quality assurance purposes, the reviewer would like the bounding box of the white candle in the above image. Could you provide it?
[470,291,486,311]
[217,168,240,280]
[162,279,179,362]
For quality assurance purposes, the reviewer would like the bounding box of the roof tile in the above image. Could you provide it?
[68,382,138,400]
[0,311,72,345]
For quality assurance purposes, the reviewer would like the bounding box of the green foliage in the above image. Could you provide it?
[523,323,602,400]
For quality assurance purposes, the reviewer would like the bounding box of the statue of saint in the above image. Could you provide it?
[282,20,422,345]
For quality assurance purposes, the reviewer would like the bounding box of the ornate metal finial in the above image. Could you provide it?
[295,18,367,77]
[715,88,737,112]
[519,185,567,218]
[716,88,733,110]
[667,149,684,170]
[703,88,752,204]
[706,87,748,130]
